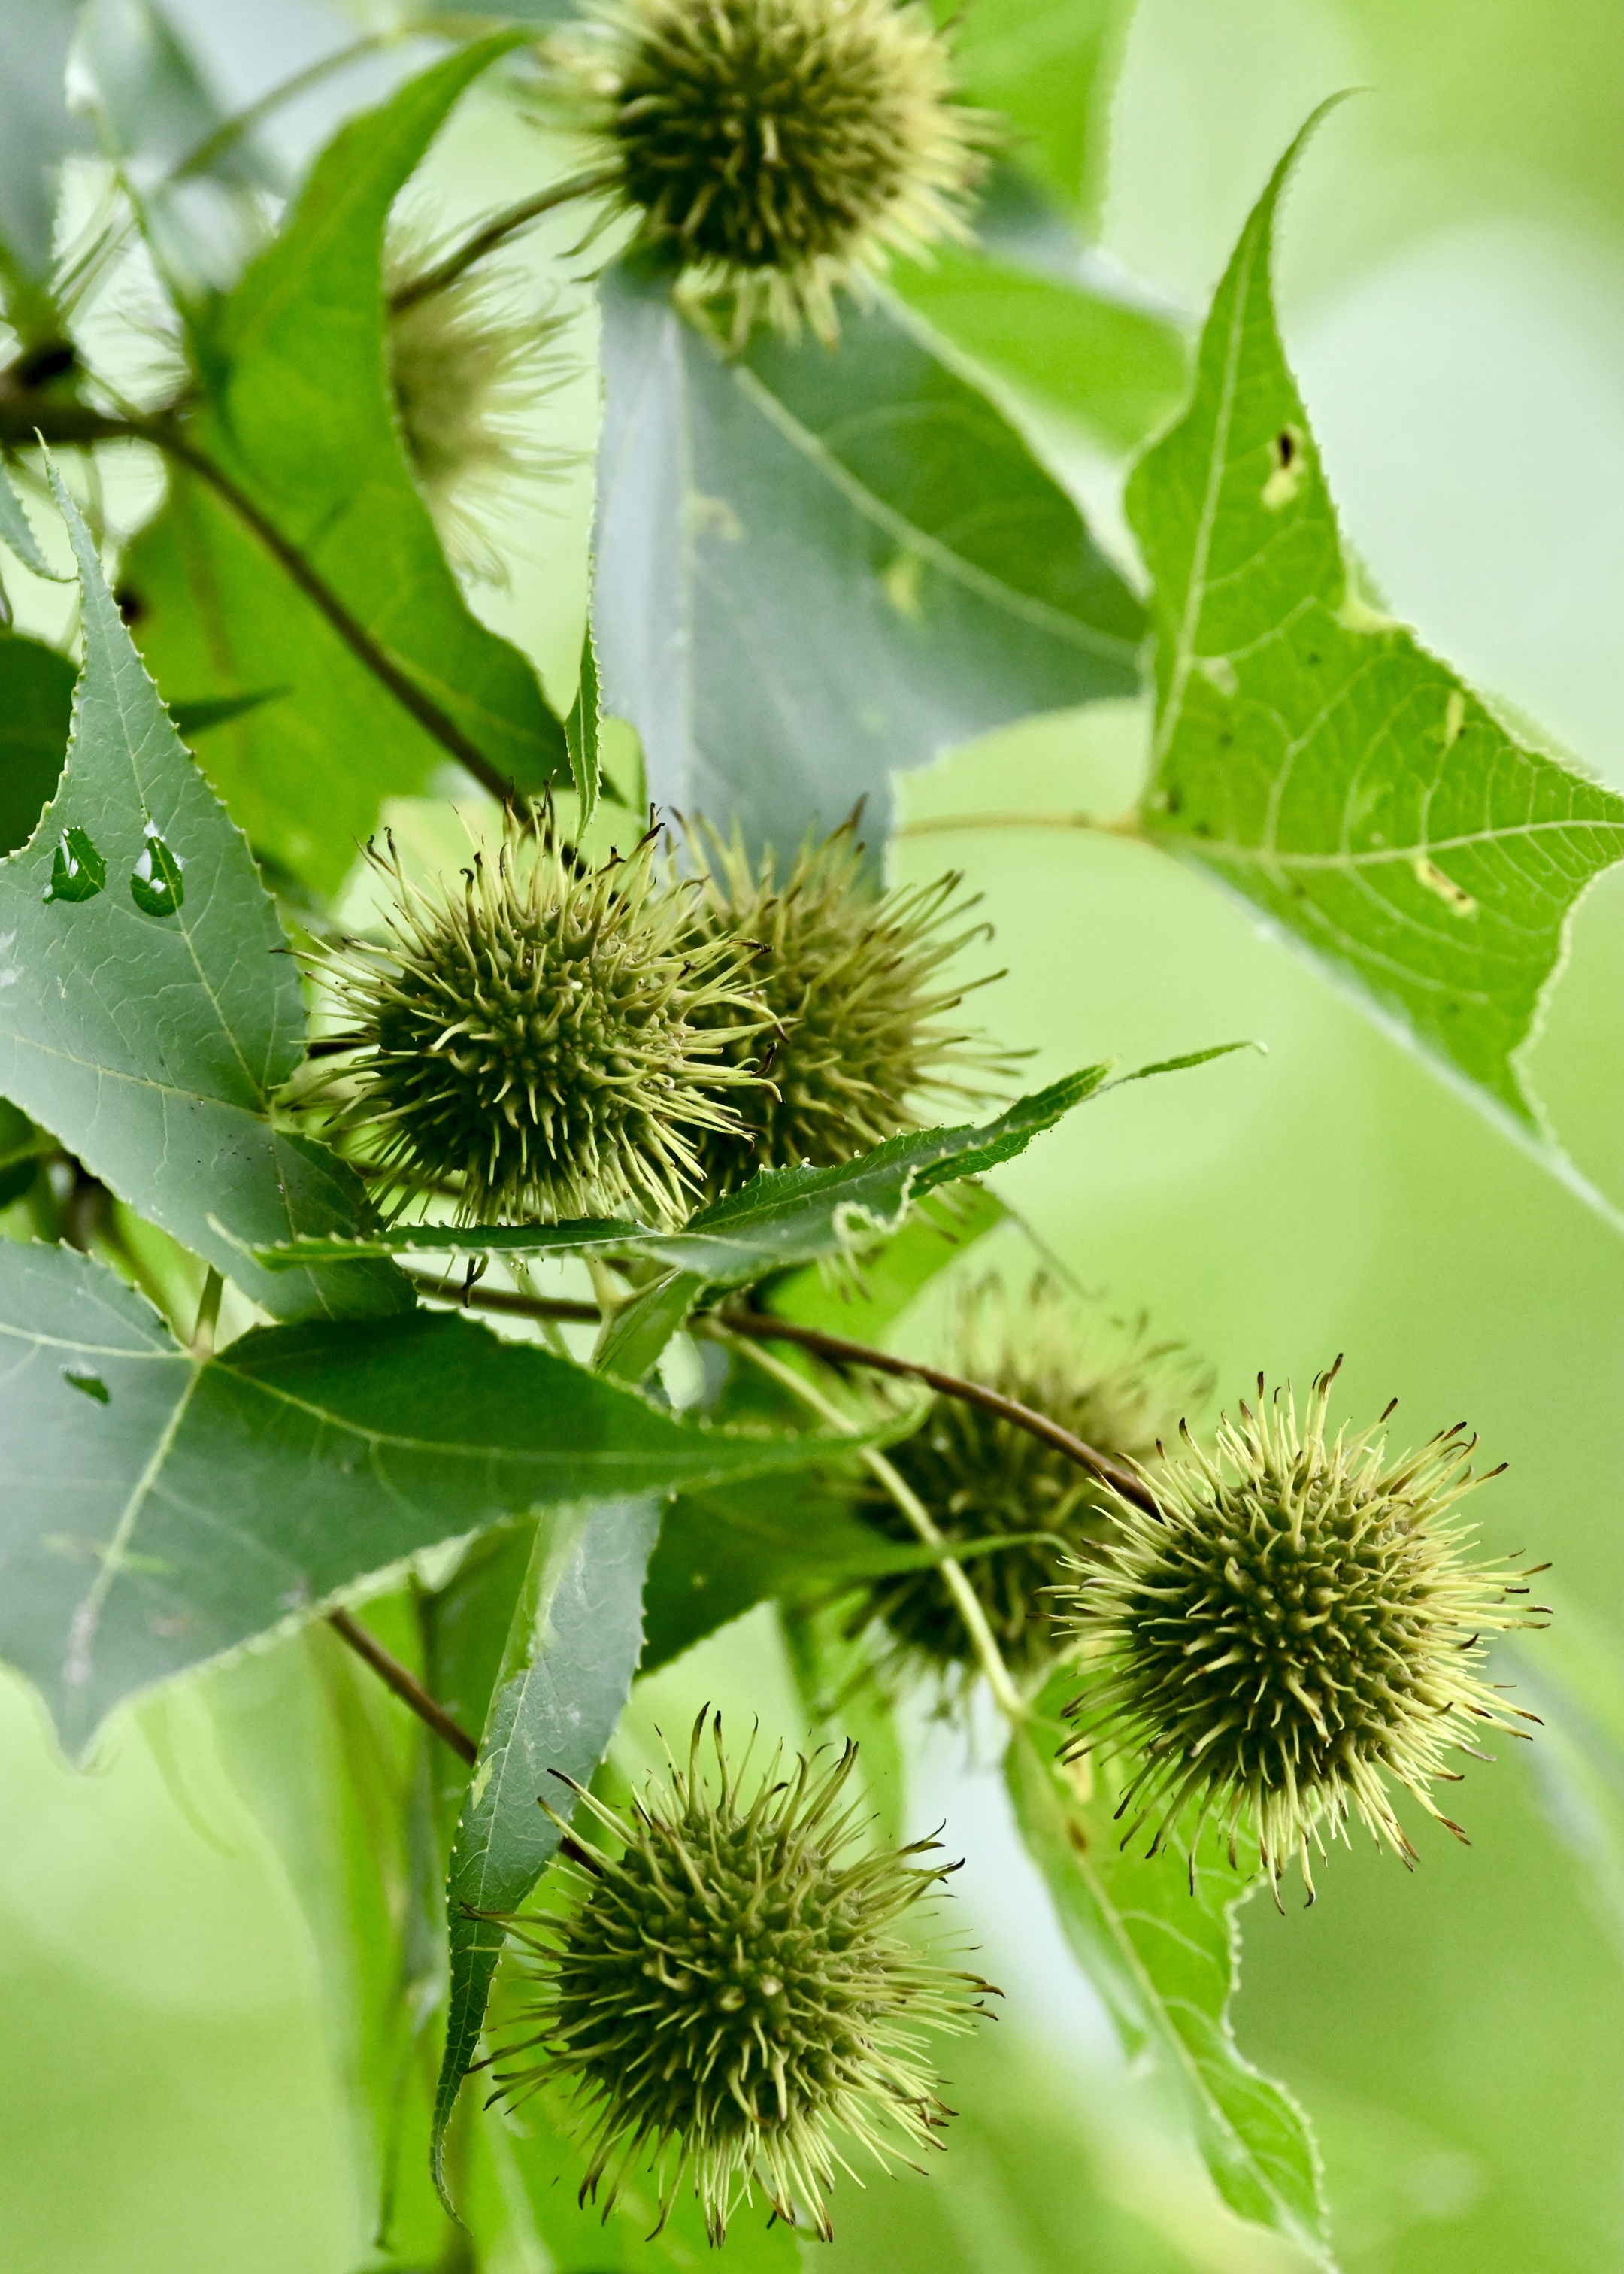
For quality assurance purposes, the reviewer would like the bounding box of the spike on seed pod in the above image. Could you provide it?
[855,1275,1206,1684]
[490,1712,995,2243]
[547,0,991,341]
[385,223,574,579]
[1056,1360,1550,1902]
[679,815,1016,1196]
[301,805,765,1226]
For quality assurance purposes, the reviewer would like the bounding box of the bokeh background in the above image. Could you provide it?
[0,1,1617,2269]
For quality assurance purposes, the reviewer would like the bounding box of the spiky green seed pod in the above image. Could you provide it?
[1058,1360,1550,1900]
[305,809,764,1225]
[493,1713,993,2242]
[680,817,1011,1196]
[552,0,989,339]
[386,229,572,579]
[856,1276,1204,1681]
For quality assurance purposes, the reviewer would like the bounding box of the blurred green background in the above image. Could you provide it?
[0,0,1617,2269]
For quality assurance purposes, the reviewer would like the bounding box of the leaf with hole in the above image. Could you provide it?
[1128,116,1624,1184]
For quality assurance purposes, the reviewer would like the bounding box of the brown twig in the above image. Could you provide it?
[402,1263,1159,1513]
[406,1269,600,1323]
[715,1308,1161,1514]
[157,427,523,804]
[0,408,532,807]
[327,1605,478,1764]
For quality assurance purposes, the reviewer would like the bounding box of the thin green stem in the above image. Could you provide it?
[389,166,625,313]
[722,1330,1029,1722]
[896,809,1144,841]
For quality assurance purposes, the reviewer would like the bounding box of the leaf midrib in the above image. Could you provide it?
[62,1356,203,1690]
[1159,817,1624,872]
[725,359,1139,662]
[1150,211,1260,769]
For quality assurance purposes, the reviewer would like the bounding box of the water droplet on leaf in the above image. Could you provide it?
[44,827,105,904]
[63,1368,110,1403]
[130,829,184,917]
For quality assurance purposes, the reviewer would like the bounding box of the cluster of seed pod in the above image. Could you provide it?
[320,0,1550,2235]
[488,1337,1546,2242]
[304,805,1000,1226]
[304,805,1548,2252]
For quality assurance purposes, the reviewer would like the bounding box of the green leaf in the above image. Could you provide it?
[564,620,602,828]
[168,687,286,741]
[1127,118,1624,1172]
[0,1242,868,1755]
[420,1521,542,1838]
[120,38,565,894]
[892,167,1189,456]
[432,1496,659,2205]
[641,1472,947,1675]
[255,1068,1117,1282]
[0,631,74,855]
[592,1266,711,1387]
[897,244,1189,453]
[0,1093,52,1206]
[762,1180,1008,1343]
[947,0,1127,214]
[593,265,1142,856]
[0,459,68,580]
[0,470,403,1321]
[1007,1708,1333,2268]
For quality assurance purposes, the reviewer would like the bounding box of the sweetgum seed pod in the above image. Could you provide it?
[857,1275,1207,1683]
[680,814,1015,1196]
[492,1712,995,2242]
[549,0,990,340]
[303,806,765,1226]
[385,226,574,581]
[1058,1357,1550,1901]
